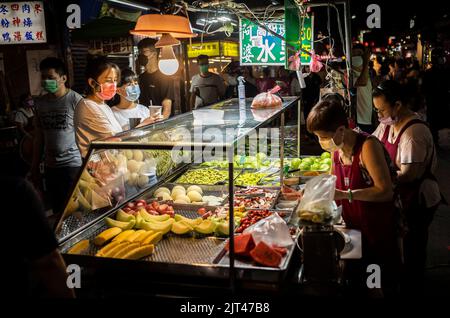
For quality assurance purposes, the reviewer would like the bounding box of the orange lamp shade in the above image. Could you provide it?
[130,14,197,38]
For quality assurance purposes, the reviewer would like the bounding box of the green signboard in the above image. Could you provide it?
[300,14,314,65]
[239,18,286,66]
[284,0,314,69]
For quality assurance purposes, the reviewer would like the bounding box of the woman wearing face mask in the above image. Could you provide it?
[307,99,400,295]
[74,56,124,158]
[372,80,441,293]
[112,68,160,130]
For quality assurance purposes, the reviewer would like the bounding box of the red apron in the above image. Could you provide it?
[380,119,431,211]
[334,133,399,267]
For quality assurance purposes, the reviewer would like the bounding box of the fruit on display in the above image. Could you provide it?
[96,241,122,257]
[174,214,203,227]
[123,200,175,218]
[249,241,282,267]
[225,233,255,256]
[231,187,278,209]
[141,232,163,245]
[143,150,176,177]
[93,227,123,246]
[139,209,170,222]
[122,244,155,260]
[112,230,136,243]
[235,210,273,233]
[105,217,136,230]
[187,185,203,194]
[125,230,146,243]
[234,172,268,186]
[287,152,331,172]
[99,242,129,258]
[186,191,202,203]
[214,222,230,236]
[116,209,135,222]
[154,187,170,196]
[194,220,216,235]
[113,242,141,259]
[171,221,193,235]
[176,168,228,185]
[68,240,90,255]
[139,218,174,235]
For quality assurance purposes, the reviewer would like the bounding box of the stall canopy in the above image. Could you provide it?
[70,16,136,41]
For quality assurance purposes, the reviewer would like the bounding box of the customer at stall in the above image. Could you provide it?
[112,68,160,130]
[1,176,75,298]
[75,57,156,158]
[307,99,400,295]
[15,93,35,172]
[352,44,374,134]
[189,55,226,109]
[256,67,276,93]
[31,57,83,217]
[372,80,441,294]
[137,38,174,119]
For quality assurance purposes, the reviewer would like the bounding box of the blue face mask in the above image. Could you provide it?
[124,84,140,102]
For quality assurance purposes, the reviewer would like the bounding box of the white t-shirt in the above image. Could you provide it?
[14,107,34,126]
[353,70,373,125]
[373,119,440,208]
[75,99,123,158]
[112,104,150,130]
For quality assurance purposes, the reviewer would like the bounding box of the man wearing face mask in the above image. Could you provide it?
[372,80,442,295]
[137,38,174,119]
[352,44,373,134]
[189,55,226,110]
[112,68,160,130]
[307,99,401,295]
[31,57,83,217]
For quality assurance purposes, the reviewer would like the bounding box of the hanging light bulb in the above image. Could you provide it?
[158,46,179,76]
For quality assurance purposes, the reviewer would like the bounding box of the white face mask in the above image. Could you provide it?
[319,130,344,153]
[352,56,363,68]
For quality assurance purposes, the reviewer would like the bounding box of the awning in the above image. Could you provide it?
[70,16,136,41]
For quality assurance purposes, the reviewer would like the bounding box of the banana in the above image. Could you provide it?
[139,209,170,222]
[122,244,155,260]
[133,230,154,243]
[141,231,163,245]
[125,230,146,242]
[68,240,90,255]
[112,230,135,243]
[116,209,135,222]
[112,243,141,258]
[135,214,145,229]
[140,218,174,235]
[94,227,122,246]
[102,242,130,258]
[96,241,121,257]
[105,217,136,230]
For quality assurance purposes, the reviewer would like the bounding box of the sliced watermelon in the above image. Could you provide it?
[225,233,255,257]
[250,241,282,267]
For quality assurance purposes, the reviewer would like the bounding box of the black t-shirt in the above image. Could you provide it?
[2,177,58,297]
[139,70,175,109]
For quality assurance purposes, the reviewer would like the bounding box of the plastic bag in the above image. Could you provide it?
[251,86,282,109]
[297,174,338,224]
[243,213,294,247]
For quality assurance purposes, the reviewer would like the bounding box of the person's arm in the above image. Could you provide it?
[216,76,226,98]
[161,98,172,119]
[355,49,371,87]
[335,138,393,202]
[31,249,75,298]
[397,163,425,183]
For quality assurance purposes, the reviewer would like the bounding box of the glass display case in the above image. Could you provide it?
[57,97,300,286]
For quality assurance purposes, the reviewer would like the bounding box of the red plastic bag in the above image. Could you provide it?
[251,86,282,109]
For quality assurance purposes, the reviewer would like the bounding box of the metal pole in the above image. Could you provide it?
[343,0,353,92]
[280,112,285,185]
[297,100,301,156]
[228,146,235,294]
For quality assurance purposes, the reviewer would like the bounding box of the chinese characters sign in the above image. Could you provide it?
[239,18,285,66]
[299,14,314,65]
[0,2,46,44]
